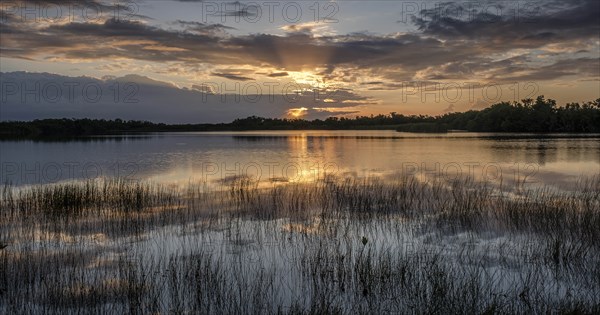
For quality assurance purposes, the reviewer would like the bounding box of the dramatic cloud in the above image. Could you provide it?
[413,0,600,44]
[211,72,254,81]
[174,20,236,35]
[0,72,376,122]
[0,0,598,120]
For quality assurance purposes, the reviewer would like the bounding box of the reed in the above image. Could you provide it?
[0,174,599,314]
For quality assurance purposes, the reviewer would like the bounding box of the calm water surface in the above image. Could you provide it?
[2,131,599,189]
[2,131,600,313]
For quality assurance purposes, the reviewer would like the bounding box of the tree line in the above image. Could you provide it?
[1,96,598,138]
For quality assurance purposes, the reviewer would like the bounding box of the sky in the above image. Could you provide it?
[0,0,599,122]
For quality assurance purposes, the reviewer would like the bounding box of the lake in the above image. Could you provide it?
[2,131,600,313]
[2,131,599,190]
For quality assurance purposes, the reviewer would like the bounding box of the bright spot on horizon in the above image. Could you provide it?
[288,107,309,118]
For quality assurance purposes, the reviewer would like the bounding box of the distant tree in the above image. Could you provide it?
[1,96,599,138]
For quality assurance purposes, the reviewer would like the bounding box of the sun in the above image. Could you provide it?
[288,71,323,87]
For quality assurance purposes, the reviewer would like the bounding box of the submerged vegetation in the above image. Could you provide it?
[1,96,599,138]
[1,175,599,314]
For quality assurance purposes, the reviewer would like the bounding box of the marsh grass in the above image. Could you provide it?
[0,175,599,314]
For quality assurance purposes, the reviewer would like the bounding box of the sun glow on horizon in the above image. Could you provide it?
[287,107,309,118]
